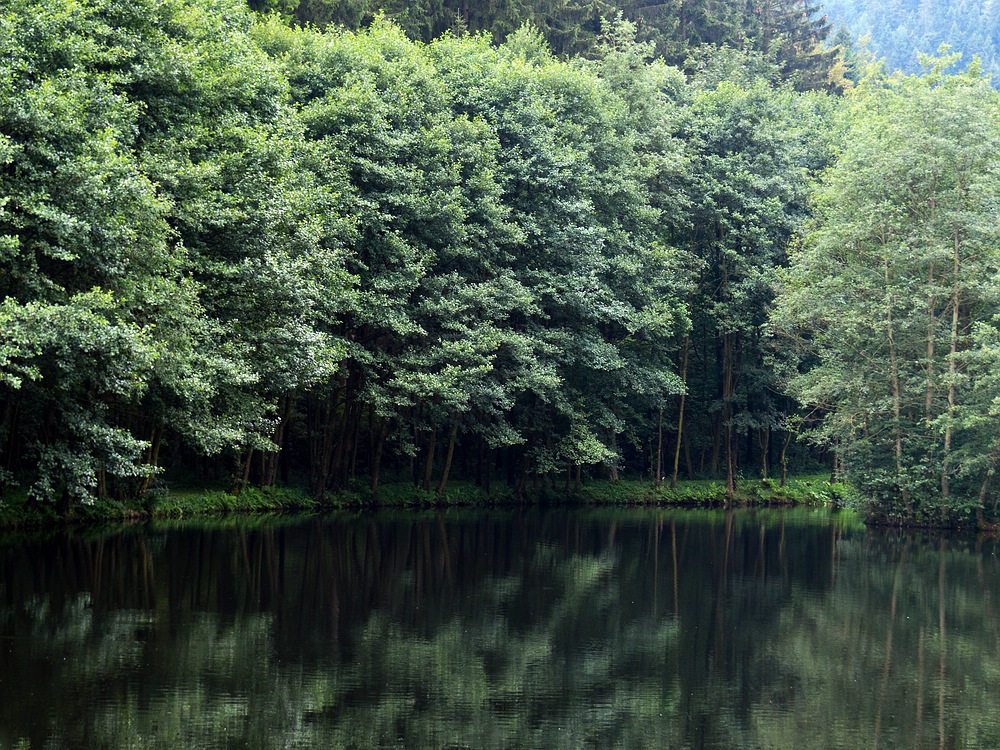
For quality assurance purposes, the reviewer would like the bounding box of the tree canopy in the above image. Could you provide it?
[2,0,1000,527]
[774,54,1000,523]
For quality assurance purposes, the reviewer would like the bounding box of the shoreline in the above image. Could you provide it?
[0,475,846,530]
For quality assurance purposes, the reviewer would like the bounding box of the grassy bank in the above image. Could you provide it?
[0,474,847,529]
[336,474,847,509]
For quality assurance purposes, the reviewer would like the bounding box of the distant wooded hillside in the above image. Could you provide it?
[822,0,1000,81]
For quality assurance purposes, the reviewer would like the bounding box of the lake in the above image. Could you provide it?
[1,508,999,749]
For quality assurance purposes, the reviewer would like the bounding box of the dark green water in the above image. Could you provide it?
[1,508,998,749]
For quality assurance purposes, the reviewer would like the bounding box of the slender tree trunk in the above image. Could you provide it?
[710,414,721,478]
[941,224,961,503]
[926,189,937,421]
[723,330,736,505]
[311,383,344,498]
[370,419,388,494]
[780,429,793,488]
[318,393,339,493]
[422,424,438,492]
[745,424,753,475]
[265,396,293,488]
[333,400,356,485]
[349,403,361,481]
[977,445,1000,520]
[926,262,936,421]
[139,427,162,497]
[234,448,254,495]
[655,406,664,489]
[884,255,910,513]
[436,423,459,496]
[545,428,554,490]
[671,336,689,490]
[1,396,16,482]
[759,427,770,481]
[306,400,318,480]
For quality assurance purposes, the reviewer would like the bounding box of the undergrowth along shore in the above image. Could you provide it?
[0,475,845,529]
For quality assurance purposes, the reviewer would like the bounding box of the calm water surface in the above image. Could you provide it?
[1,508,999,749]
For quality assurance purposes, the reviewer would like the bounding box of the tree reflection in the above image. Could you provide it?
[1,511,999,749]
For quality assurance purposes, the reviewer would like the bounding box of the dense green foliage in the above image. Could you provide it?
[250,0,843,89]
[1,0,999,526]
[775,54,1000,524]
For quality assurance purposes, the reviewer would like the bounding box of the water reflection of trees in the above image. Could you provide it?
[751,534,1000,750]
[1,511,998,748]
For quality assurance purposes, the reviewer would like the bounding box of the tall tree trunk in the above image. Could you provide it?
[977,445,1000,521]
[265,396,293,488]
[710,414,721,478]
[759,427,770,481]
[655,405,664,489]
[723,330,736,505]
[941,223,961,504]
[139,427,162,497]
[671,336,689,490]
[349,403,361,481]
[234,448,254,495]
[780,429,794,488]
[436,423,459,496]
[926,262,936,421]
[926,188,937,421]
[330,394,355,492]
[884,255,910,513]
[422,423,438,492]
[1,396,16,482]
[311,382,345,498]
[517,453,529,500]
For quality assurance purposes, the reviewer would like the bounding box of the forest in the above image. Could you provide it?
[822,0,1000,85]
[2,0,1000,526]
